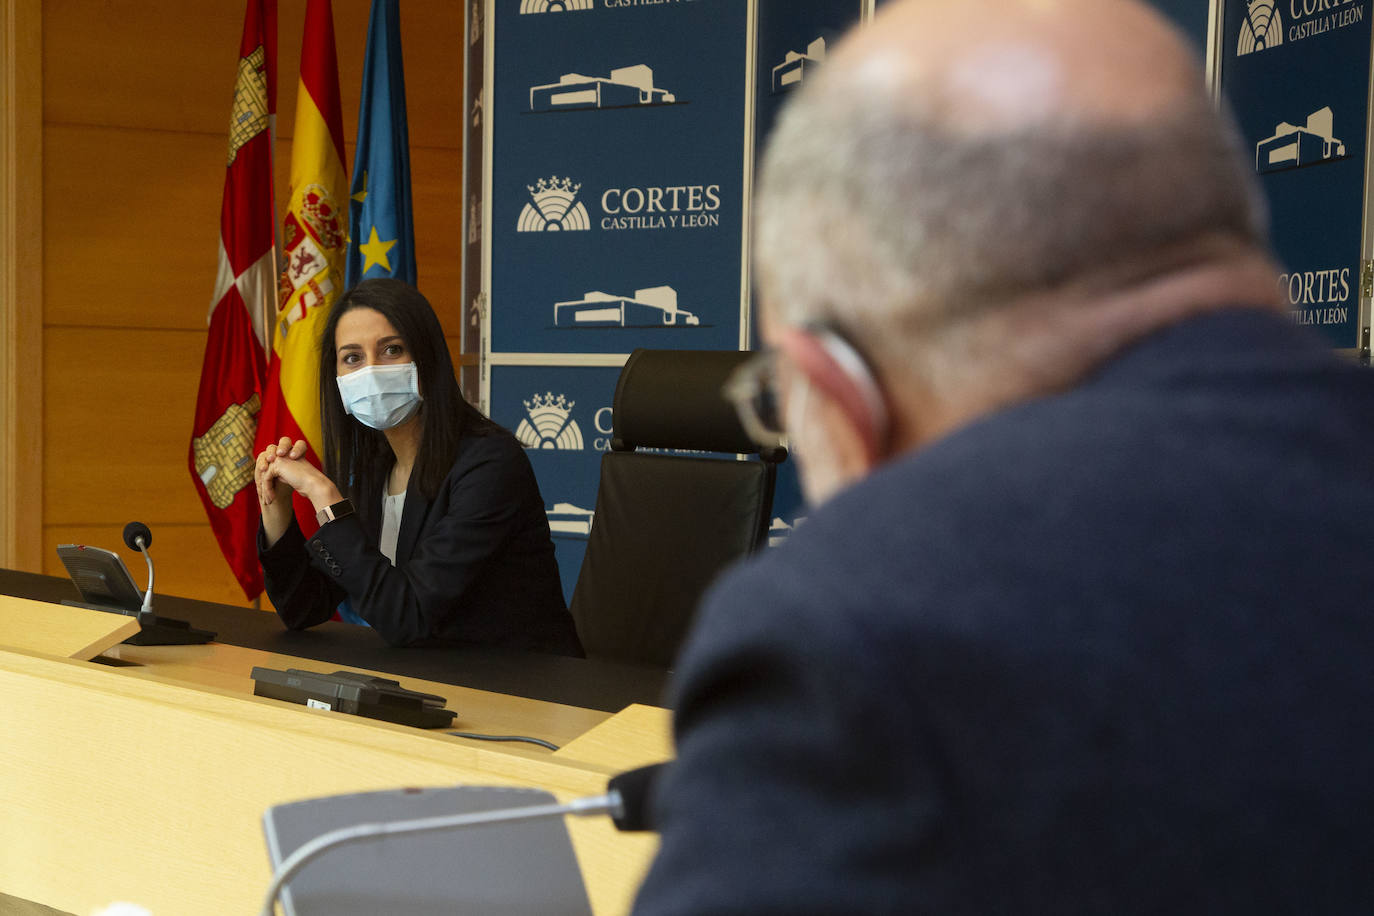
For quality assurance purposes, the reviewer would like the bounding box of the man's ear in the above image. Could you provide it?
[774,326,888,465]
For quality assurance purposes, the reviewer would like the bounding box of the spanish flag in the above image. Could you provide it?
[189,0,276,600]
[255,0,347,536]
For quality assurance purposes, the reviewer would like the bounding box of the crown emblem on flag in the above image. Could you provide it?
[300,185,346,251]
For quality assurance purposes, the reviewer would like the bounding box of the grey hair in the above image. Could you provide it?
[753,66,1271,386]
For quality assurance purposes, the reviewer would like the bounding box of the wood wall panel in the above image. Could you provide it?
[1,0,44,572]
[40,2,465,606]
[43,125,224,330]
[414,146,464,333]
[44,128,462,332]
[44,326,207,525]
[43,1,463,151]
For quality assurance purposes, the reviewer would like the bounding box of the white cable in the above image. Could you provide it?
[259,792,622,916]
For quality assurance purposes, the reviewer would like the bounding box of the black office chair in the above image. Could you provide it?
[569,349,787,668]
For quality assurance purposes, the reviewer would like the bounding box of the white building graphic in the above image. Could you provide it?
[520,0,593,13]
[546,502,595,537]
[1237,0,1283,55]
[772,37,826,93]
[516,393,585,450]
[554,286,698,327]
[530,65,677,111]
[517,176,591,232]
[767,516,806,548]
[1256,106,1346,173]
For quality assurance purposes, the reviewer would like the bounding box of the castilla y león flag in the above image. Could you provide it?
[255,0,348,538]
[189,0,277,601]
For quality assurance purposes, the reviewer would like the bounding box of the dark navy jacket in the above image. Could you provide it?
[634,310,1374,914]
[260,432,581,655]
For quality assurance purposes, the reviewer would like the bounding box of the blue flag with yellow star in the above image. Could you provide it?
[345,0,415,288]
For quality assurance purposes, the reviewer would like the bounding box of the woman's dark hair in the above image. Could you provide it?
[318,278,500,520]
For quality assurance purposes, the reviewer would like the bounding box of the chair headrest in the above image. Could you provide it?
[612,349,782,459]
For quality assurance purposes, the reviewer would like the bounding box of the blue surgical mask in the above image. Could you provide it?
[336,362,423,430]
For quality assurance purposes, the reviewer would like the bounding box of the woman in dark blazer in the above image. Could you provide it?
[254,278,581,655]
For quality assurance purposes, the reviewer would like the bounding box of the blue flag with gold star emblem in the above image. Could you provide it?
[345,0,415,288]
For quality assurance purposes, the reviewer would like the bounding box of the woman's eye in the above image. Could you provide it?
[385,344,405,357]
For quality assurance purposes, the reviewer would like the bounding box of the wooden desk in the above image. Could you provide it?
[0,602,672,915]
[0,567,671,713]
[101,640,612,761]
[0,593,139,660]
[557,704,674,771]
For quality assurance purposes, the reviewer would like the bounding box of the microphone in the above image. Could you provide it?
[607,762,668,832]
[108,521,215,646]
[122,521,155,623]
[122,520,152,550]
[258,762,672,916]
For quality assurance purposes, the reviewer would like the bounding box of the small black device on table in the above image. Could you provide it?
[251,666,457,729]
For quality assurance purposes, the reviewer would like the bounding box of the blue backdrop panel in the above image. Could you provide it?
[1147,0,1213,51]
[755,0,864,148]
[490,364,624,606]
[1221,0,1371,349]
[490,2,750,355]
[752,0,864,543]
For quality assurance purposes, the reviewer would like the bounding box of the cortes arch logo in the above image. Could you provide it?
[1237,0,1283,55]
[520,0,593,13]
[516,392,585,449]
[517,176,592,232]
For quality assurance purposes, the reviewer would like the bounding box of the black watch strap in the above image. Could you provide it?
[315,498,355,526]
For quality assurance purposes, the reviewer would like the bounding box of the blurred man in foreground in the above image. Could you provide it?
[632,0,1374,912]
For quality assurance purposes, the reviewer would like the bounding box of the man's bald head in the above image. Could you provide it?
[839,0,1203,133]
[755,0,1273,407]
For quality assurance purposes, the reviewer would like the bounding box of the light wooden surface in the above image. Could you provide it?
[0,643,669,916]
[0,593,139,660]
[557,703,675,772]
[102,638,613,760]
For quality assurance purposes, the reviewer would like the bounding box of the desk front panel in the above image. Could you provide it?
[0,646,659,915]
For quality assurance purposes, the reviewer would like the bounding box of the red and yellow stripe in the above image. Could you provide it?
[256,0,347,533]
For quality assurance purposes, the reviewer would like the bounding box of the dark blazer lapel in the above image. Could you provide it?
[394,486,432,566]
[362,487,384,545]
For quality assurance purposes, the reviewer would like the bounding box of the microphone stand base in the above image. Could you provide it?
[60,600,217,645]
[124,616,217,646]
